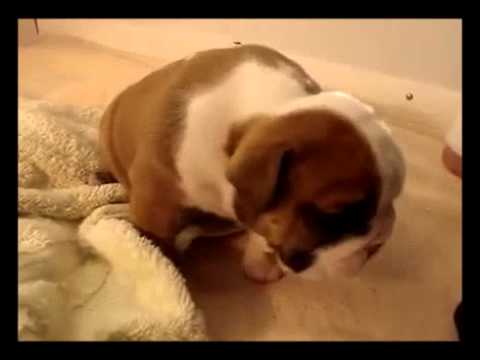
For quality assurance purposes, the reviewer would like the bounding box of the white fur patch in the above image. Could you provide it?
[275,91,375,120]
[377,119,392,135]
[176,61,308,218]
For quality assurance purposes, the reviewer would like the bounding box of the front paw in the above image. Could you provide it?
[243,251,285,283]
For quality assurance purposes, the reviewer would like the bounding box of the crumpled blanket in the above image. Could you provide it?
[18,98,207,341]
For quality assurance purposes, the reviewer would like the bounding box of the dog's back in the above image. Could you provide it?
[98,45,320,239]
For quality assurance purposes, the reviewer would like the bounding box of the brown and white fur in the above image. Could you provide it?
[99,45,406,282]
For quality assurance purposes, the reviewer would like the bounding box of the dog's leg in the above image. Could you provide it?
[128,158,183,243]
[175,208,245,252]
[242,232,284,283]
[90,136,120,185]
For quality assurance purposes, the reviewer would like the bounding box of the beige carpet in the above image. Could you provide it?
[18,34,462,340]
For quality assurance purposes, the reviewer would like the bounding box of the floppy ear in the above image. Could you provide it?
[226,120,290,224]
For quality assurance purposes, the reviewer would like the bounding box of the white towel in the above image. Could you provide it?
[18,98,207,341]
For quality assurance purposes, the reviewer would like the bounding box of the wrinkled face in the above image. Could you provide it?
[254,141,387,275]
[228,107,405,276]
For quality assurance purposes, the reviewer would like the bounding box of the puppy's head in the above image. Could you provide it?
[226,92,405,277]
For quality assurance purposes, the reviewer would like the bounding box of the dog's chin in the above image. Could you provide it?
[322,249,369,277]
[292,259,327,281]
[319,207,395,277]
[291,207,396,279]
[284,249,367,280]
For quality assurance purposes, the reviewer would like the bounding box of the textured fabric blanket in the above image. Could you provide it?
[18,98,207,341]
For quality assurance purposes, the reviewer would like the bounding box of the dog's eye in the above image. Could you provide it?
[299,201,372,245]
[350,221,371,236]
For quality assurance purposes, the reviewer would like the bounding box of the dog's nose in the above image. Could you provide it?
[283,251,315,272]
